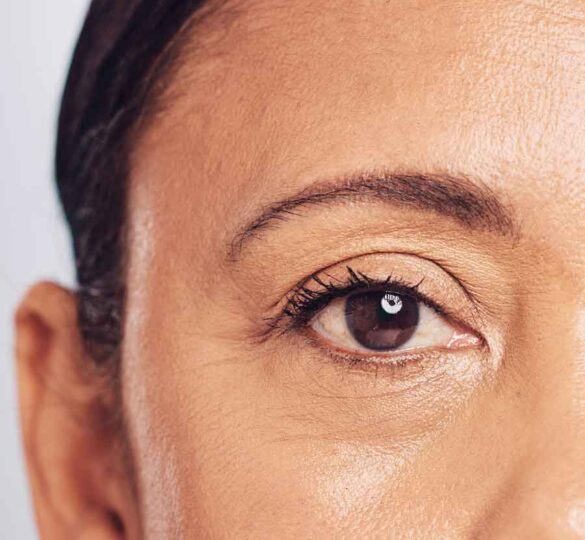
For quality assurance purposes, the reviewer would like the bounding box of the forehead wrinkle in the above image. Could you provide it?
[130,0,583,271]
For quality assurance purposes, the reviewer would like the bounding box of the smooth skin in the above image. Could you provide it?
[15,1,585,538]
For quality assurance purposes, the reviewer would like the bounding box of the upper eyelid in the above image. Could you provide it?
[269,248,482,316]
[278,269,444,329]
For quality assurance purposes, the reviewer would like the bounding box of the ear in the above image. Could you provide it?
[14,282,141,540]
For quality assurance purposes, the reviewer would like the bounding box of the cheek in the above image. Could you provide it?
[121,282,501,539]
[120,285,392,536]
[122,357,409,537]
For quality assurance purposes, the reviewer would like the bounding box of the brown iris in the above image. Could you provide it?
[344,291,419,351]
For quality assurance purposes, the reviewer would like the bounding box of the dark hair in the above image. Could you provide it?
[56,1,208,370]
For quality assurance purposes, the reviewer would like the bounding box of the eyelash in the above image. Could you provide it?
[267,266,447,333]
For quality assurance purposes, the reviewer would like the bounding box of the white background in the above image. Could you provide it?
[0,1,90,537]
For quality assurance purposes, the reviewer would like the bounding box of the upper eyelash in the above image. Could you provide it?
[263,266,443,336]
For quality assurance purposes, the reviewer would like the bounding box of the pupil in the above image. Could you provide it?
[344,290,419,351]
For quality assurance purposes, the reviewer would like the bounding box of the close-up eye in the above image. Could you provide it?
[278,264,482,360]
[311,289,478,356]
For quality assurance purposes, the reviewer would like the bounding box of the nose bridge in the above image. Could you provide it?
[484,421,585,538]
[479,406,585,537]
[481,307,585,538]
[530,396,585,511]
[528,293,585,467]
[575,308,585,419]
[527,283,585,466]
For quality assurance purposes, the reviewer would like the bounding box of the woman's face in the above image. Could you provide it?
[18,0,585,538]
[120,1,585,536]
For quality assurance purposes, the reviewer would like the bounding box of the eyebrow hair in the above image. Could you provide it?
[228,171,518,261]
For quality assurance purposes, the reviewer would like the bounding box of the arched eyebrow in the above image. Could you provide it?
[227,171,518,262]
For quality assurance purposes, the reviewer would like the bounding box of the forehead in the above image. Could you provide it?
[134,0,585,256]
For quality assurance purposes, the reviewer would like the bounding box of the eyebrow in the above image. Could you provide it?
[228,171,518,261]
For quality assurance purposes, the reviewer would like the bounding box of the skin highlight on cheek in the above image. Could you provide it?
[313,443,414,523]
[568,502,585,536]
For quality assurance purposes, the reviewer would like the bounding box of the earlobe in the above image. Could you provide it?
[15,282,140,540]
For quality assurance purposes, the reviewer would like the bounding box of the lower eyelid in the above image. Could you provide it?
[299,328,457,376]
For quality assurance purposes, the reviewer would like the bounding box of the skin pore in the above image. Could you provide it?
[15,0,585,538]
